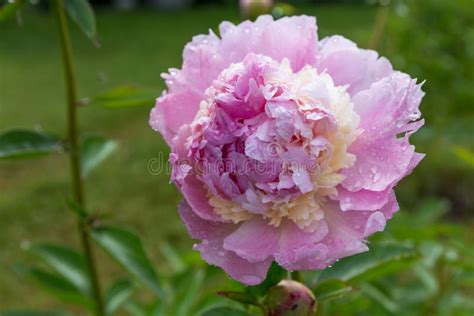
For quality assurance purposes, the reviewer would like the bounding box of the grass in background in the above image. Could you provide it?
[0,4,377,308]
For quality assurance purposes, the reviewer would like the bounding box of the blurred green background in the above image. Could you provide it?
[0,0,473,314]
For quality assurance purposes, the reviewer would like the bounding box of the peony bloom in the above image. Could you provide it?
[150,15,424,285]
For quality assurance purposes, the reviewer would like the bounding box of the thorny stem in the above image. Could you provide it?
[55,1,105,314]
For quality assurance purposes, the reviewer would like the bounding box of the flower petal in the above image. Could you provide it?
[179,202,271,285]
[149,91,201,144]
[342,72,424,192]
[219,15,318,71]
[315,35,393,95]
[223,217,279,263]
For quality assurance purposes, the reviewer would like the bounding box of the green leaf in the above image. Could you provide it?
[173,270,206,316]
[246,262,286,297]
[92,226,163,297]
[88,85,158,108]
[29,243,92,296]
[123,301,147,316]
[313,279,353,302]
[0,129,62,159]
[65,198,88,219]
[217,291,259,306]
[80,135,118,177]
[23,267,94,309]
[0,311,71,316]
[105,279,135,315]
[452,145,474,167]
[63,0,97,42]
[201,307,248,316]
[360,283,400,314]
[319,242,417,283]
[0,0,26,22]
[160,242,186,273]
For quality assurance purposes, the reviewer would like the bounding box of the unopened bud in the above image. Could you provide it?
[240,0,273,20]
[264,279,317,316]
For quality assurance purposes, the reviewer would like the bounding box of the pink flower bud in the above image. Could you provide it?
[240,0,273,19]
[264,280,317,316]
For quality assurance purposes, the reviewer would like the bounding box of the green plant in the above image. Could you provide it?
[0,1,160,315]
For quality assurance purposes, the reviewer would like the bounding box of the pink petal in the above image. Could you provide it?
[179,202,272,285]
[149,91,201,144]
[219,15,318,71]
[223,217,279,263]
[181,173,223,221]
[274,221,329,270]
[342,72,424,192]
[315,35,393,95]
[336,186,392,211]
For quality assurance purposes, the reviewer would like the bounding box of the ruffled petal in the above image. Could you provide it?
[181,174,223,221]
[342,72,424,192]
[179,202,272,285]
[274,220,329,270]
[315,35,393,95]
[336,186,392,211]
[149,91,201,145]
[223,217,279,263]
[219,15,318,71]
[181,31,226,92]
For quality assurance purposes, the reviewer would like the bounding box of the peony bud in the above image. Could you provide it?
[264,280,317,316]
[240,0,273,19]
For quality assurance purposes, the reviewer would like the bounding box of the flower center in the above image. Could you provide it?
[186,54,360,230]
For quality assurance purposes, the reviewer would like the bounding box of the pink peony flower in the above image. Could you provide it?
[150,15,424,285]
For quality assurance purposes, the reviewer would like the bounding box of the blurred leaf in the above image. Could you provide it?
[0,311,71,316]
[88,85,157,108]
[80,135,117,177]
[105,279,135,315]
[0,129,62,159]
[313,279,353,302]
[413,198,450,225]
[452,145,474,167]
[319,242,417,283]
[65,198,88,219]
[124,301,147,316]
[412,264,438,297]
[360,283,400,314]
[63,0,97,42]
[201,307,248,316]
[217,291,259,306]
[22,267,94,309]
[0,0,26,22]
[29,243,92,296]
[246,262,286,297]
[91,226,163,297]
[160,242,186,273]
[173,270,206,316]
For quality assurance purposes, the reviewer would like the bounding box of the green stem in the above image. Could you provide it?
[368,4,390,50]
[55,1,105,315]
[290,271,302,282]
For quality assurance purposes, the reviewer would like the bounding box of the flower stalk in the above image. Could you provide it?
[55,0,105,314]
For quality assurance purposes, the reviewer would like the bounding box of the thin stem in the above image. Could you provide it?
[55,1,105,315]
[368,4,390,50]
[290,271,302,282]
